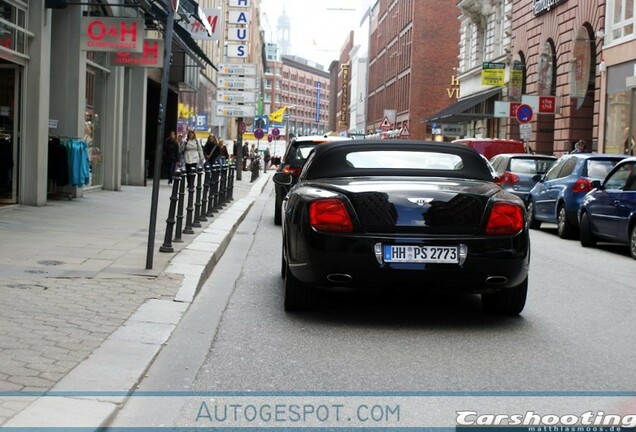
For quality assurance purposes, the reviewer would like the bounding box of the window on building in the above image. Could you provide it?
[608,0,635,42]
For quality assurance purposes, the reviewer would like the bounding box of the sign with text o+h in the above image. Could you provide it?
[516,104,533,124]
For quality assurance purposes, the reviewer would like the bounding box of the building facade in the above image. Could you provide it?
[366,0,460,139]
[598,0,636,156]
[509,0,604,155]
[278,55,330,137]
[426,0,513,141]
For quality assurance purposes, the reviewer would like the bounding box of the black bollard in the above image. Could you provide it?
[159,169,182,253]
[173,170,187,243]
[200,164,210,221]
[183,167,196,235]
[206,163,217,217]
[219,163,228,206]
[227,163,235,201]
[192,166,203,228]
[212,162,221,211]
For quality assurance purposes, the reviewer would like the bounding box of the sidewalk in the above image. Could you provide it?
[0,172,271,427]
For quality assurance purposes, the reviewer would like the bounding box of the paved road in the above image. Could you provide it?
[110,180,636,428]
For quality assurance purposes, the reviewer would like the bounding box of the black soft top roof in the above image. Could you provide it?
[303,139,494,182]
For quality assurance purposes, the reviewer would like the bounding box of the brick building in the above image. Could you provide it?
[510,0,605,155]
[366,0,460,139]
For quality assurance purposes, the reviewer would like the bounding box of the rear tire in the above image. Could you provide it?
[482,277,528,315]
[284,261,317,311]
[274,191,282,226]
[557,205,576,239]
[630,224,636,260]
[579,212,597,247]
[526,200,541,229]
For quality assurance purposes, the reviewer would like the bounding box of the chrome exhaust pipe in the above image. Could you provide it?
[327,273,353,283]
[485,276,509,285]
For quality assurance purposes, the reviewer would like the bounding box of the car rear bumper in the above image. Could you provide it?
[287,233,530,293]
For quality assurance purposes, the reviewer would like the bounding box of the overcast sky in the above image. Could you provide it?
[259,0,370,69]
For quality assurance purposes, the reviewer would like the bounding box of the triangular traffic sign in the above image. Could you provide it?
[380,116,391,130]
[399,124,410,137]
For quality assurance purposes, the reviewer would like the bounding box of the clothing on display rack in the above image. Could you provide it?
[47,137,91,190]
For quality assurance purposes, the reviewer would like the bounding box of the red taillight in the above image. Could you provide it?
[500,171,520,185]
[309,199,353,232]
[572,178,592,193]
[486,202,524,235]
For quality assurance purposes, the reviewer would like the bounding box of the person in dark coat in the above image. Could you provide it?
[163,131,179,184]
[203,134,220,167]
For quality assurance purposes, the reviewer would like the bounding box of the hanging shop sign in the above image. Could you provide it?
[481,62,506,87]
[80,17,144,52]
[111,39,164,67]
[533,0,568,16]
[188,8,222,40]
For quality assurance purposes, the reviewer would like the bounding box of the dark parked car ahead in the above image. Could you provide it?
[527,153,626,238]
[489,153,557,203]
[281,140,530,315]
[272,135,351,225]
[578,157,636,259]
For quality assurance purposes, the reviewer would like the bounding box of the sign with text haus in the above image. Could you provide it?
[80,17,144,52]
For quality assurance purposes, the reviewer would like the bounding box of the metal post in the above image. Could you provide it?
[200,164,210,221]
[183,167,196,234]
[146,6,176,269]
[219,163,228,206]
[206,163,216,217]
[192,166,203,228]
[173,169,186,243]
[159,169,181,253]
[212,162,221,210]
[227,162,235,201]
[236,117,243,181]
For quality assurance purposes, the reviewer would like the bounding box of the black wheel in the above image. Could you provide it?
[526,199,541,229]
[630,224,636,260]
[281,237,286,279]
[579,212,597,247]
[557,205,576,239]
[274,191,282,226]
[284,261,317,311]
[482,277,528,315]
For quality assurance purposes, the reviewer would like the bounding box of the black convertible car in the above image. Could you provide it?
[279,140,530,315]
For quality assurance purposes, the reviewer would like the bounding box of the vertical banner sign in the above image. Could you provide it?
[316,81,321,123]
[80,17,144,52]
[510,62,523,100]
[340,64,350,126]
[226,1,249,58]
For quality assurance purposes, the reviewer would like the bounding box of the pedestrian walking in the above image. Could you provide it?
[163,130,179,184]
[183,130,204,186]
[203,134,220,167]
[218,139,230,166]
[263,144,271,173]
[242,142,249,171]
[177,133,185,168]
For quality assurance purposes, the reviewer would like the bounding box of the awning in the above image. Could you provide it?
[145,1,215,69]
[423,87,502,124]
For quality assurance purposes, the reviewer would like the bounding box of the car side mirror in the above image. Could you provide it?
[590,180,602,190]
[273,173,293,186]
[532,174,543,182]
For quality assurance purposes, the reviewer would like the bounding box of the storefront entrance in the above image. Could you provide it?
[0,64,19,204]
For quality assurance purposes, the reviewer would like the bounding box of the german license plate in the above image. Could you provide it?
[383,245,459,264]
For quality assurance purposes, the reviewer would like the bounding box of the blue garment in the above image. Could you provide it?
[64,139,90,187]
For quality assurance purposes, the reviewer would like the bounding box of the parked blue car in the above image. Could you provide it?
[526,153,626,238]
[578,157,636,259]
